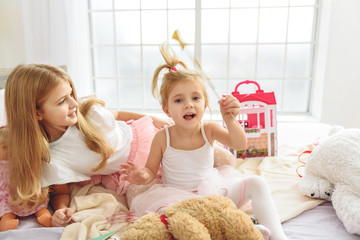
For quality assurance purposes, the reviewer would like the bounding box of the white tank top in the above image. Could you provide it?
[161,123,214,191]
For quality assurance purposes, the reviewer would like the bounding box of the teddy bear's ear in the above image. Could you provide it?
[167,212,211,240]
[328,125,344,136]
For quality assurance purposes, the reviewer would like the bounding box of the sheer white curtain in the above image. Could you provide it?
[21,0,93,97]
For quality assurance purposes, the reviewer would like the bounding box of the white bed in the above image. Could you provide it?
[1,88,359,239]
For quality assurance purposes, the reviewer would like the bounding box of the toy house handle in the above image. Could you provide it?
[234,80,264,94]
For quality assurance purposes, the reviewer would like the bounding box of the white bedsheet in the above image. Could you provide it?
[283,202,360,240]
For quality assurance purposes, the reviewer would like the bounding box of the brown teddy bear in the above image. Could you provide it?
[121,195,263,240]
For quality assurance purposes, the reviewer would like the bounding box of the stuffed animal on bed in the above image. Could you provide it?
[121,195,263,240]
[298,127,360,235]
[0,127,51,231]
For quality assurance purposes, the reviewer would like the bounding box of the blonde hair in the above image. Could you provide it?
[5,64,113,210]
[152,43,209,108]
[0,127,7,145]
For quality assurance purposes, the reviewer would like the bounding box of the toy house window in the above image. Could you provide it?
[88,0,319,114]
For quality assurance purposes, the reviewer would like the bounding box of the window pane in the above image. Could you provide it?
[171,45,196,69]
[95,79,118,109]
[118,79,143,109]
[141,0,166,9]
[202,9,229,43]
[288,7,314,42]
[169,10,195,44]
[90,0,112,10]
[282,79,310,112]
[286,44,311,78]
[93,47,116,77]
[169,0,195,9]
[117,47,141,77]
[144,78,161,109]
[207,79,228,111]
[91,12,114,45]
[141,10,167,44]
[258,8,288,42]
[230,9,258,43]
[257,45,285,78]
[114,0,140,9]
[142,46,164,78]
[201,45,228,78]
[231,0,259,7]
[229,45,256,78]
[260,0,289,7]
[202,0,230,8]
[115,11,140,44]
[290,0,316,6]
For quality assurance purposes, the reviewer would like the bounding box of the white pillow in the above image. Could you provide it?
[0,89,6,127]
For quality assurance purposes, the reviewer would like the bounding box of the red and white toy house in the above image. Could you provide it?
[225,80,278,159]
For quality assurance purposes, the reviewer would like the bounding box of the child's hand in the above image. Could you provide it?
[119,162,149,185]
[151,116,173,129]
[51,208,73,227]
[218,95,241,119]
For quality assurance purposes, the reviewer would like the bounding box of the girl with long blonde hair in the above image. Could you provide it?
[5,64,170,227]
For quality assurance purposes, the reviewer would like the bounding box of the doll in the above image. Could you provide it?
[0,127,52,231]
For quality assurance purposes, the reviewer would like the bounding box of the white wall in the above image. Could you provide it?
[0,0,93,98]
[312,0,360,128]
[0,0,25,67]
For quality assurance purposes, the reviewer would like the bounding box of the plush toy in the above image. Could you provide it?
[121,195,263,240]
[298,127,360,235]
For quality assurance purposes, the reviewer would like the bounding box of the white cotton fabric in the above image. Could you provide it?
[41,105,132,187]
[161,124,214,191]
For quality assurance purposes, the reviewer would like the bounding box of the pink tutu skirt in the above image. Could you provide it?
[101,116,159,195]
[128,165,243,217]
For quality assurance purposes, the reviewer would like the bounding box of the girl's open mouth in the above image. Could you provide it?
[183,113,196,120]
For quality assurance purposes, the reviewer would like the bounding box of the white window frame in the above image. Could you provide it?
[88,0,320,115]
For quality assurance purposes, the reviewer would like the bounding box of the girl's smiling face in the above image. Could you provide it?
[163,81,206,129]
[36,80,78,140]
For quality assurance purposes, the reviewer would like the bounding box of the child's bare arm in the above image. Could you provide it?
[50,184,73,227]
[209,95,247,151]
[50,184,70,210]
[112,111,146,121]
[112,111,172,129]
[213,143,236,167]
[209,122,246,151]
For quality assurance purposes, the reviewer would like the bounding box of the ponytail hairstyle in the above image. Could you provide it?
[5,64,112,210]
[152,43,209,109]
